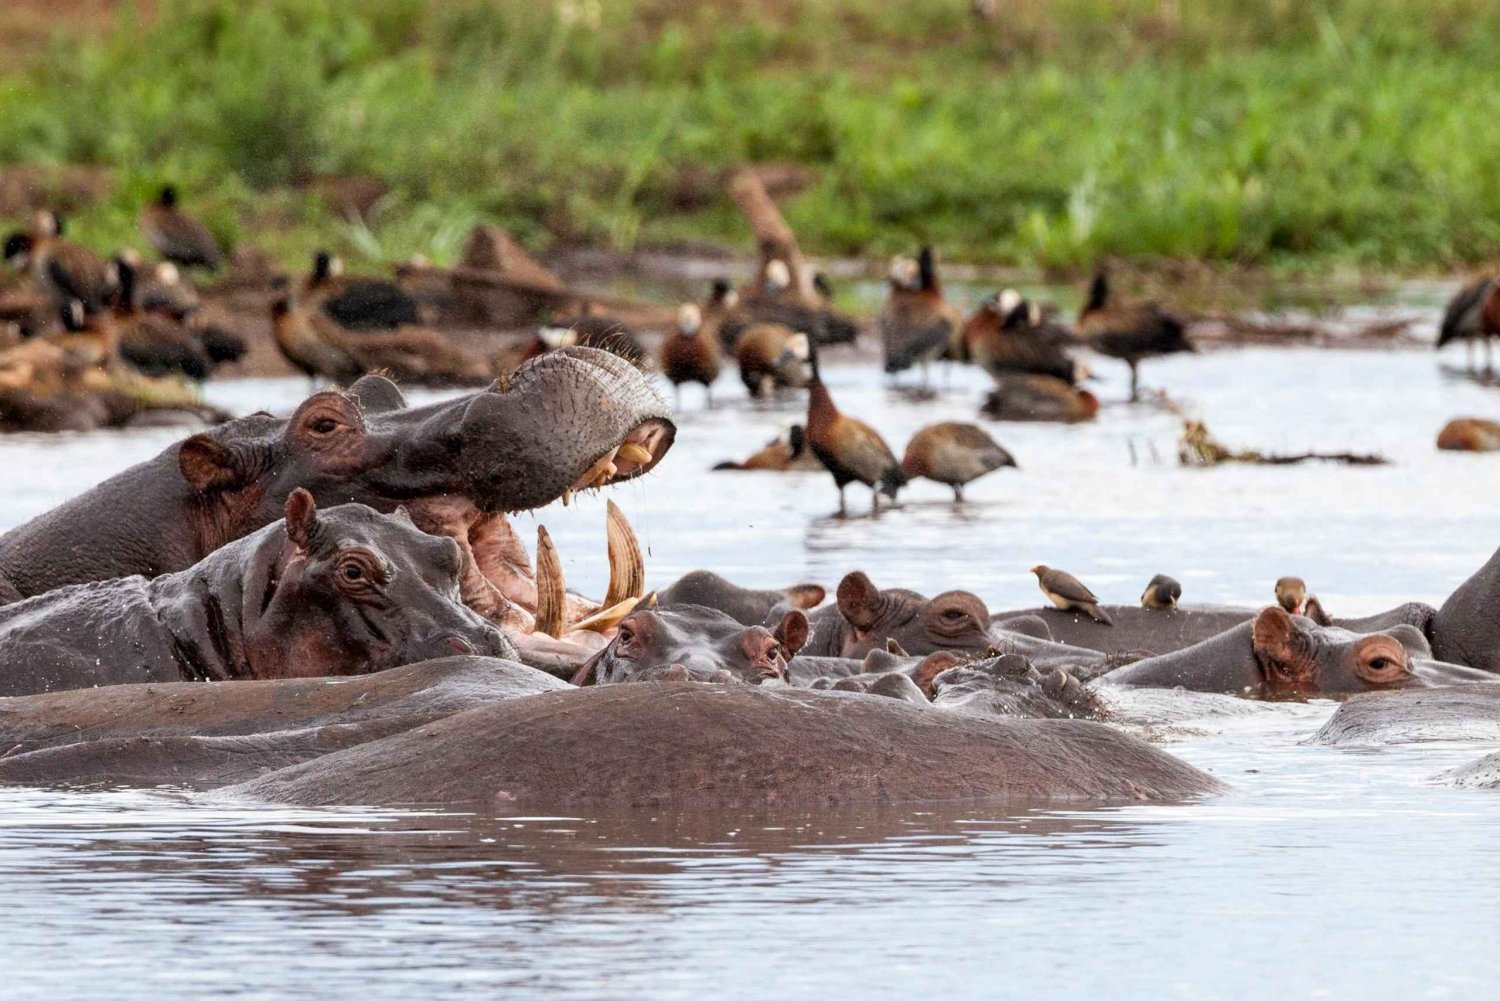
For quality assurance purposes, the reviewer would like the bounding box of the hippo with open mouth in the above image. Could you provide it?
[0,490,512,697]
[0,347,675,660]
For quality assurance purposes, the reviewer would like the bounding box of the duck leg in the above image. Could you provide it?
[1128,361,1141,402]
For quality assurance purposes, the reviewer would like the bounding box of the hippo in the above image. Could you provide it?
[653,569,826,626]
[0,490,512,698]
[991,601,1438,660]
[811,649,1105,720]
[928,653,1106,719]
[0,656,568,789]
[803,571,996,658]
[226,683,1227,809]
[0,349,673,632]
[571,603,810,685]
[1307,684,1500,747]
[1099,606,1493,699]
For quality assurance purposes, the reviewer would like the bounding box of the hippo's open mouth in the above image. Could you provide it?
[405,494,647,644]
[560,419,674,507]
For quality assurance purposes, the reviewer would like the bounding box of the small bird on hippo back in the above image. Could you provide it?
[1031,564,1113,625]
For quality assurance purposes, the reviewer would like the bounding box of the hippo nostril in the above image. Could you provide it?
[444,636,475,656]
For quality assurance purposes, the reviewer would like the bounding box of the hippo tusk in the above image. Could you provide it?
[571,596,642,633]
[533,526,566,639]
[618,442,653,465]
[604,500,645,607]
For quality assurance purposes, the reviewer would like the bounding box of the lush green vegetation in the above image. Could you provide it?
[2,0,1499,272]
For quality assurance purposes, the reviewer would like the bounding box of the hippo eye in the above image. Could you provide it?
[333,550,389,595]
[311,417,338,435]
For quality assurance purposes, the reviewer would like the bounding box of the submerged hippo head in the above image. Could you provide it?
[822,571,992,658]
[236,490,513,678]
[928,653,1106,719]
[1104,605,1493,698]
[1248,606,1456,697]
[572,604,810,686]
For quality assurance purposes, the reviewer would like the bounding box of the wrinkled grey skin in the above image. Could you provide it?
[1431,544,1500,670]
[993,601,1440,659]
[0,657,567,789]
[1308,684,1500,747]
[0,347,673,600]
[226,683,1228,809]
[654,570,826,626]
[804,572,996,658]
[1099,606,1493,699]
[799,648,1105,721]
[0,499,513,697]
[929,654,1106,720]
[572,604,810,685]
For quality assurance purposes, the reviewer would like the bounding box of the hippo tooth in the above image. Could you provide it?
[571,596,642,633]
[604,500,645,607]
[533,526,566,639]
[618,442,653,465]
[561,489,573,507]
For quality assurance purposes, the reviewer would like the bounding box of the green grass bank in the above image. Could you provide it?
[2,0,1499,274]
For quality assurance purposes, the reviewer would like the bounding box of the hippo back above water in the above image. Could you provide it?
[0,490,512,697]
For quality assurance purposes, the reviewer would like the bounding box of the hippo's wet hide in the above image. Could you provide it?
[0,657,565,788]
[225,684,1226,809]
[1437,749,1500,789]
[993,603,1438,660]
[1307,684,1500,747]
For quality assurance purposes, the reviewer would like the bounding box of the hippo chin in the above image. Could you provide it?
[0,348,674,620]
[1099,606,1493,699]
[0,491,512,697]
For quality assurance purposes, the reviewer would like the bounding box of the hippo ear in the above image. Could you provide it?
[347,374,408,414]
[283,488,318,553]
[785,583,826,610]
[773,610,810,657]
[1251,605,1317,686]
[391,505,415,525]
[178,435,249,493]
[836,572,883,631]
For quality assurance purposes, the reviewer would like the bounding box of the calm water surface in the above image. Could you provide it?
[2,324,1499,999]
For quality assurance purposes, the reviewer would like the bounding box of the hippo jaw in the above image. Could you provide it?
[441,348,675,514]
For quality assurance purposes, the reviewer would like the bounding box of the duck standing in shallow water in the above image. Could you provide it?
[804,347,903,515]
[1437,276,1496,370]
[660,303,723,407]
[1077,272,1192,401]
[878,247,962,381]
[900,422,1016,502]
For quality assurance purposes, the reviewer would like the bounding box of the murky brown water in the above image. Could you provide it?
[2,284,1499,998]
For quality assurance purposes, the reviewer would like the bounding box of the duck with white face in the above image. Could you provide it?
[659,302,724,408]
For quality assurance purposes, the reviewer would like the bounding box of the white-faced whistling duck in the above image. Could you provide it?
[140,186,222,271]
[804,345,904,515]
[305,251,421,330]
[878,246,962,380]
[736,323,810,398]
[659,303,723,407]
[1437,276,1497,370]
[1076,272,1193,401]
[900,421,1016,502]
